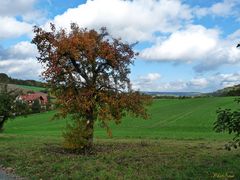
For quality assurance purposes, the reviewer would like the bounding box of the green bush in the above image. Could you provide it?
[31,100,41,113]
[214,99,240,150]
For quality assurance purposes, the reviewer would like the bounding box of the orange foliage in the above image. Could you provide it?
[32,23,152,149]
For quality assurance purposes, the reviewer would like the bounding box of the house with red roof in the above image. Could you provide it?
[17,92,48,107]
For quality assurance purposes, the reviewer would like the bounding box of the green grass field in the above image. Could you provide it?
[1,97,240,179]
[4,96,238,140]
[16,84,46,92]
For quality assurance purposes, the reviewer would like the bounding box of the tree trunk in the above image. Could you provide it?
[63,113,95,151]
[0,116,6,132]
[85,119,94,149]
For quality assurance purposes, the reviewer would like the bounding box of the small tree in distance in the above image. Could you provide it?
[32,23,151,150]
[0,84,28,132]
[32,99,41,113]
[0,84,16,131]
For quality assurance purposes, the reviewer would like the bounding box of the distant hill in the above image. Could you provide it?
[0,83,29,94]
[0,73,45,88]
[143,91,202,97]
[211,84,240,96]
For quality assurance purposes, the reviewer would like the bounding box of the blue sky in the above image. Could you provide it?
[1,0,240,92]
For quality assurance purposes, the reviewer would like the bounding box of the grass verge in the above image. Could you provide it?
[0,135,239,179]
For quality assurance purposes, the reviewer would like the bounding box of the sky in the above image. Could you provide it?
[1,0,240,92]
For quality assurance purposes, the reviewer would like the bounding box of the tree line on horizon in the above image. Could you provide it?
[0,73,45,88]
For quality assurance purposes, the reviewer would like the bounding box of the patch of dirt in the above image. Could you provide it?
[0,165,24,180]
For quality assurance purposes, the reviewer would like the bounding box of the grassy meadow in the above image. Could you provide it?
[1,97,240,179]
[3,96,238,140]
[16,85,46,92]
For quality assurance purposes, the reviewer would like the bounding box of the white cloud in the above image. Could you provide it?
[0,0,46,40]
[8,41,38,59]
[140,73,161,82]
[195,0,239,17]
[0,41,40,80]
[154,78,209,92]
[0,17,32,39]
[132,72,161,91]
[132,72,240,92]
[227,29,240,40]
[194,42,240,72]
[45,0,192,42]
[0,0,44,24]
[157,81,188,92]
[141,25,219,62]
[0,58,42,80]
[1,0,240,84]
[211,73,240,86]
[0,0,37,17]
[0,41,37,59]
[218,73,240,82]
[39,0,240,73]
[188,78,209,88]
[141,25,240,72]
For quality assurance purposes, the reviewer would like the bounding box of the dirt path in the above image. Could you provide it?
[0,168,22,180]
[0,170,15,180]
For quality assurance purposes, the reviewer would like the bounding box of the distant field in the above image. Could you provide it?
[1,96,240,179]
[16,84,45,92]
[0,84,45,93]
[4,96,238,140]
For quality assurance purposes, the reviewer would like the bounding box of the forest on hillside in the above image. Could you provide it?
[0,73,45,87]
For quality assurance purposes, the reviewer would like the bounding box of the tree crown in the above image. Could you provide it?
[32,23,151,135]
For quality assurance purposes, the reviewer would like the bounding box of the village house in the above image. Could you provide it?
[17,92,48,108]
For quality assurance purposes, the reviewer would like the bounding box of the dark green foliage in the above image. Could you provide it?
[214,100,240,150]
[0,84,16,131]
[211,84,240,97]
[178,96,191,99]
[0,73,45,87]
[31,100,41,113]
[26,90,34,94]
[14,100,30,116]
[0,73,9,83]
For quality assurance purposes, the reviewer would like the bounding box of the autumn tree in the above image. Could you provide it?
[32,23,151,150]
